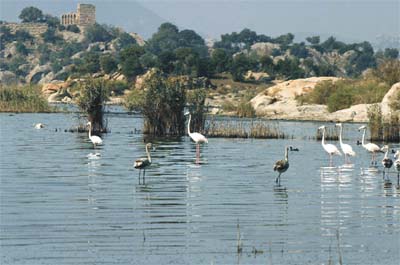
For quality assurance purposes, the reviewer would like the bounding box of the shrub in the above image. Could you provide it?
[105,80,129,96]
[187,89,207,132]
[128,70,187,136]
[100,55,118,74]
[297,79,390,112]
[124,89,145,111]
[0,85,52,112]
[84,23,113,43]
[66,24,80,33]
[76,79,109,133]
[237,101,256,118]
[367,104,399,142]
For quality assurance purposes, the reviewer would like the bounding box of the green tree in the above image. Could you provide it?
[15,42,29,55]
[19,6,44,23]
[120,45,146,79]
[85,23,113,43]
[146,22,179,55]
[79,52,101,74]
[383,48,399,59]
[41,27,61,43]
[306,36,320,45]
[211,48,231,73]
[100,55,118,74]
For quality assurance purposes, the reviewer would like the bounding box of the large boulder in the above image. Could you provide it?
[0,70,18,85]
[26,64,52,84]
[381,82,400,118]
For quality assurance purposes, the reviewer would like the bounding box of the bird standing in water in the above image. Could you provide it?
[134,143,153,184]
[381,145,393,181]
[318,126,341,166]
[87,121,103,147]
[273,146,293,186]
[358,125,381,165]
[394,150,400,187]
[335,123,356,164]
[186,113,208,163]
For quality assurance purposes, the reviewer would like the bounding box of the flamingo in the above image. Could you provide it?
[273,146,292,186]
[186,113,208,163]
[318,126,341,165]
[134,143,153,184]
[358,125,381,165]
[335,123,356,164]
[87,121,103,147]
[394,150,400,187]
[34,123,45,129]
[381,145,393,181]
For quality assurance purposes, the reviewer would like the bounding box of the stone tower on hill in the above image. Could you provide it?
[61,3,95,27]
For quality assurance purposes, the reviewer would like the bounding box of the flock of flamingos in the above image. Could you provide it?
[37,113,400,187]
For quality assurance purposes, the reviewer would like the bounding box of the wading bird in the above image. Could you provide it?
[34,123,45,129]
[318,126,341,166]
[186,112,208,163]
[358,125,381,165]
[394,150,400,187]
[381,145,393,181]
[335,123,356,164]
[134,143,153,184]
[273,146,295,186]
[87,121,103,147]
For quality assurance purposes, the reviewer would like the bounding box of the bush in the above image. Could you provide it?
[237,101,256,118]
[297,79,391,112]
[66,24,80,33]
[19,6,43,23]
[0,85,52,112]
[76,79,109,133]
[367,104,399,142]
[85,23,113,43]
[128,70,187,136]
[124,89,145,111]
[187,89,207,132]
[105,80,129,96]
[100,55,118,74]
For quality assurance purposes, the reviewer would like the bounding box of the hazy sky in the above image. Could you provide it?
[1,0,399,42]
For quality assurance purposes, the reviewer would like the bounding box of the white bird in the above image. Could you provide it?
[134,143,153,184]
[186,113,208,163]
[358,125,381,165]
[87,121,103,147]
[335,123,356,164]
[34,123,45,129]
[393,150,399,186]
[318,126,341,165]
[381,145,393,181]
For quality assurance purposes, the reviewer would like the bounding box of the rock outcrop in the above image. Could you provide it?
[250,76,374,122]
[381,82,400,118]
[26,64,52,84]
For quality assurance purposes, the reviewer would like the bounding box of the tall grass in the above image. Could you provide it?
[0,85,52,113]
[187,89,207,132]
[367,104,399,142]
[204,118,287,139]
[76,78,109,133]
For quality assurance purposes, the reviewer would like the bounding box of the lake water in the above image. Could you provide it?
[1,111,399,265]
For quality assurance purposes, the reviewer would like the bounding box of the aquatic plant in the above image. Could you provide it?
[204,118,287,139]
[186,88,207,132]
[0,85,52,113]
[367,104,399,142]
[76,78,109,133]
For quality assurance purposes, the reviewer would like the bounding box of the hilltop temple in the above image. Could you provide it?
[61,3,95,27]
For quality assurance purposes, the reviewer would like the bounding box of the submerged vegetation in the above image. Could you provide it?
[0,85,52,112]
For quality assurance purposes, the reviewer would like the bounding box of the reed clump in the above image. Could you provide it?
[76,78,109,133]
[187,88,207,132]
[204,118,287,139]
[0,85,53,112]
[367,104,399,142]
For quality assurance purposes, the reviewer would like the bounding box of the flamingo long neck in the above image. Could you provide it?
[384,148,389,159]
[187,114,192,136]
[146,145,152,163]
[88,123,92,139]
[321,128,326,147]
[285,147,289,162]
[338,126,343,146]
[361,128,366,147]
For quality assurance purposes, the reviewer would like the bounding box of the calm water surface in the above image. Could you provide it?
[1,112,399,265]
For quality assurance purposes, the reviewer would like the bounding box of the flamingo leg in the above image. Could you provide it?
[138,170,141,184]
[397,172,399,187]
[196,144,200,164]
[275,173,281,185]
[143,169,146,184]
